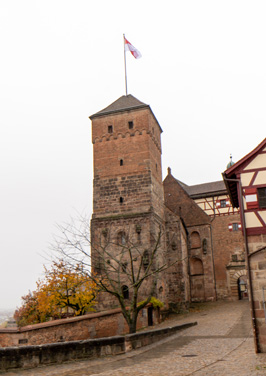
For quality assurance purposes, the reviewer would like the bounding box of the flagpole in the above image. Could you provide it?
[123,34,128,96]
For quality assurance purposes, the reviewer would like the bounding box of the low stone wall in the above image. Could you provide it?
[0,322,197,372]
[125,322,197,351]
[0,306,159,347]
[0,336,125,371]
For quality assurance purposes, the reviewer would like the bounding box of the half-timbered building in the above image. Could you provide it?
[223,137,266,353]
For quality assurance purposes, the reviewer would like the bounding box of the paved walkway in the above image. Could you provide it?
[4,300,266,375]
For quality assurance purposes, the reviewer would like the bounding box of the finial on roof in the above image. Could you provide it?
[226,154,235,169]
[167,167,171,175]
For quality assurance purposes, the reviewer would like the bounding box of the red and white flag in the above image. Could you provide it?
[124,36,142,59]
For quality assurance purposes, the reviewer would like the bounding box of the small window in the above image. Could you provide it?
[122,285,129,299]
[120,197,124,204]
[229,223,241,231]
[122,262,127,272]
[108,125,113,133]
[220,199,226,208]
[258,187,266,208]
[19,339,28,344]
[232,223,239,231]
[142,250,150,270]
[120,159,123,166]
[128,121,134,129]
[117,231,126,245]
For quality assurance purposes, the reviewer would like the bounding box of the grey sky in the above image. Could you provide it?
[1,0,265,310]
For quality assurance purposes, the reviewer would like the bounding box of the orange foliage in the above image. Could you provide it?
[15,261,98,326]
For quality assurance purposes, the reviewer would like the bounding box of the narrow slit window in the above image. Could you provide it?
[120,159,123,166]
[120,197,124,204]
[128,121,134,129]
[122,285,129,299]
[108,125,113,133]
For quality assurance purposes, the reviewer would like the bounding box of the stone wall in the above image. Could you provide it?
[248,234,266,353]
[0,306,159,348]
[188,225,216,302]
[211,214,244,299]
[90,213,165,310]
[163,170,216,303]
[163,209,190,311]
[0,322,197,372]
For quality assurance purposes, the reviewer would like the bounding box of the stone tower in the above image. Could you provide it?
[90,95,164,220]
[89,94,166,309]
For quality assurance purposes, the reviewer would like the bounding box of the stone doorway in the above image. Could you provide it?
[238,275,248,300]
[227,268,247,300]
[148,306,153,326]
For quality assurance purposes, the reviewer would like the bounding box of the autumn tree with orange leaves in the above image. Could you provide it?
[14,261,98,327]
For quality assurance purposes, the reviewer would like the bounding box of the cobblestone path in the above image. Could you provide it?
[4,300,266,375]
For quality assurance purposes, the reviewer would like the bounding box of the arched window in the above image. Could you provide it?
[142,250,150,270]
[190,231,201,249]
[122,285,129,299]
[190,257,204,275]
[117,231,127,246]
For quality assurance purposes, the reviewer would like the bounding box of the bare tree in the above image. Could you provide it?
[51,215,177,334]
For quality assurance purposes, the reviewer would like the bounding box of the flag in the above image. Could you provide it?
[124,36,142,59]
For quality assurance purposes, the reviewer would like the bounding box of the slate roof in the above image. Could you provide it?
[184,180,227,198]
[90,94,163,132]
[90,95,149,119]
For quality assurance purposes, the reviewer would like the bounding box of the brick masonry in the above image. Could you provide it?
[90,98,190,312]
[0,306,160,348]
[211,214,245,299]
[163,171,216,302]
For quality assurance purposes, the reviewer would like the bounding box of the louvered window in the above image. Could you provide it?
[258,187,266,209]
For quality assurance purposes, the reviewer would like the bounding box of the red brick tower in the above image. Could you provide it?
[89,95,165,309]
[90,95,164,219]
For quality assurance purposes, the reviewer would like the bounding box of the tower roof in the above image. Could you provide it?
[90,95,149,119]
[90,94,163,132]
[226,154,235,169]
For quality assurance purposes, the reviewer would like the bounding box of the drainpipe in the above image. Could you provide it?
[223,176,259,353]
[209,223,217,300]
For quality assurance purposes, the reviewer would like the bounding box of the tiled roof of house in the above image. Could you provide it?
[184,180,226,198]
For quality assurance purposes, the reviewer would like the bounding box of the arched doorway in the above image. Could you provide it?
[238,275,248,300]
[230,269,248,300]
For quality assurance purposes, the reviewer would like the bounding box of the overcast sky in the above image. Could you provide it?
[1,1,265,310]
